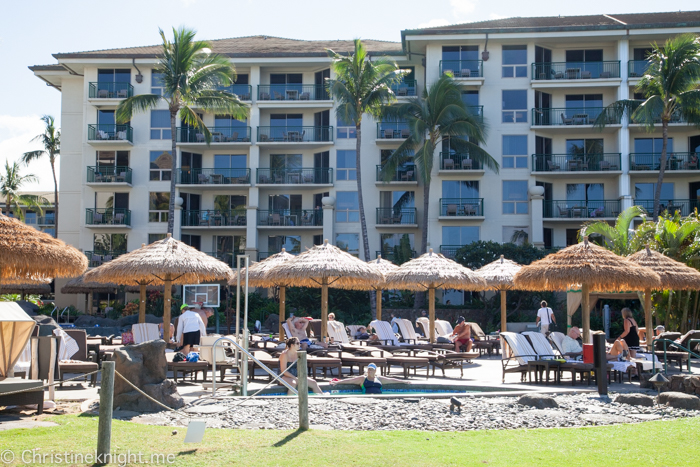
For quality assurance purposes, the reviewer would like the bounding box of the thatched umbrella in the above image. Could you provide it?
[514,237,661,342]
[627,246,700,350]
[384,249,486,343]
[0,213,87,281]
[61,275,119,315]
[84,234,233,341]
[265,240,384,340]
[476,255,522,332]
[0,279,52,299]
[366,256,398,321]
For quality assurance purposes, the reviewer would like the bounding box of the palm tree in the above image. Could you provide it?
[0,160,47,220]
[116,27,249,234]
[580,205,648,255]
[326,39,404,262]
[595,34,700,220]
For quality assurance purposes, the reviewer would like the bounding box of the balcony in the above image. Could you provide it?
[628,60,650,78]
[176,168,251,186]
[85,208,131,227]
[25,217,55,228]
[439,198,484,218]
[391,80,417,97]
[439,60,484,80]
[257,126,333,145]
[204,250,243,267]
[85,250,125,268]
[629,153,699,172]
[375,165,417,184]
[375,249,416,264]
[439,153,484,172]
[466,105,484,123]
[629,109,687,128]
[531,62,621,82]
[88,124,133,144]
[439,245,462,259]
[376,208,417,227]
[176,126,251,145]
[634,199,698,217]
[257,84,330,102]
[87,166,132,185]
[216,84,252,100]
[256,168,333,185]
[181,209,246,228]
[376,122,409,141]
[257,209,323,227]
[531,108,621,128]
[88,82,134,99]
[531,154,621,174]
[543,200,620,219]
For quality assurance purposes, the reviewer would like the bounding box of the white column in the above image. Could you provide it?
[617,39,632,211]
[529,186,544,248]
[322,196,335,246]
[246,65,261,259]
[173,191,182,240]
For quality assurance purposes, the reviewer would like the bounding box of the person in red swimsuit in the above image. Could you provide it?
[450,316,472,352]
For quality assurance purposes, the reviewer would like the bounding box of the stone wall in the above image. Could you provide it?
[642,374,700,396]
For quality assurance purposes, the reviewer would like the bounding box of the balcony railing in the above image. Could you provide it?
[634,199,698,217]
[181,209,247,227]
[629,108,686,125]
[531,154,621,172]
[466,105,484,122]
[628,60,650,78]
[88,124,133,142]
[440,153,483,170]
[391,80,417,97]
[439,198,484,217]
[257,84,329,101]
[177,168,251,185]
[439,60,483,78]
[85,208,131,226]
[375,165,416,182]
[25,217,55,227]
[85,250,126,267]
[376,208,417,225]
[630,153,699,171]
[87,166,133,184]
[257,126,333,143]
[543,200,620,219]
[257,209,323,227]
[531,108,620,126]
[531,61,620,80]
[256,168,333,184]
[216,84,252,100]
[375,249,417,264]
[88,82,134,99]
[439,245,462,259]
[377,122,409,139]
[204,251,243,267]
[177,126,251,143]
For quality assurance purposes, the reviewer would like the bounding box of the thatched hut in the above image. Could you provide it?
[0,280,52,299]
[366,256,398,321]
[476,255,522,332]
[61,275,119,315]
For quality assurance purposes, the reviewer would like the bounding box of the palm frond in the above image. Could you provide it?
[116,94,162,123]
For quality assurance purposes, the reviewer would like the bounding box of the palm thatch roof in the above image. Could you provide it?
[476,255,523,291]
[383,249,486,291]
[0,213,87,280]
[514,238,661,292]
[84,234,233,285]
[627,247,700,290]
[0,280,52,295]
[265,240,383,290]
[123,284,175,294]
[61,275,119,294]
[229,249,296,288]
[366,256,399,289]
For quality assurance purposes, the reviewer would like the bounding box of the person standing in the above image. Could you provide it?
[618,307,640,358]
[176,304,207,355]
[536,300,556,334]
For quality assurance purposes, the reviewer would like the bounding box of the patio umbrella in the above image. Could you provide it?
[84,234,233,342]
[265,240,384,340]
[61,274,119,315]
[0,277,52,299]
[383,249,486,343]
[0,302,36,380]
[366,256,398,321]
[476,255,522,332]
[627,246,700,350]
[513,237,661,342]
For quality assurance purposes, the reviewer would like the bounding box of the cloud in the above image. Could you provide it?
[417,18,451,28]
[450,0,477,18]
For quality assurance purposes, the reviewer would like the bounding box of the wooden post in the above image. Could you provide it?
[48,337,56,401]
[376,289,382,321]
[139,282,146,324]
[88,292,93,315]
[31,337,39,380]
[500,289,507,332]
[163,275,172,343]
[582,283,591,344]
[297,351,309,430]
[429,287,436,344]
[321,277,328,341]
[97,360,115,458]
[645,288,653,352]
[278,286,286,340]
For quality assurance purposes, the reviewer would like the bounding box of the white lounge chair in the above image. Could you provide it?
[132,323,160,344]
[369,320,413,347]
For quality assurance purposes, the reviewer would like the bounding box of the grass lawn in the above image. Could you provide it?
[1,413,698,466]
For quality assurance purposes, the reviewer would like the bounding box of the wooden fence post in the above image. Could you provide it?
[297,351,309,430]
[97,361,115,457]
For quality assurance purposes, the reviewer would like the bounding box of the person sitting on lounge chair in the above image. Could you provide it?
[286,316,328,350]
[356,325,379,342]
[562,327,583,356]
[449,316,472,352]
[606,339,632,361]
[328,313,336,321]
[279,337,326,395]
[159,322,175,342]
[329,362,403,394]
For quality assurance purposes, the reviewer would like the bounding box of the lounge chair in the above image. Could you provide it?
[409,348,479,377]
[132,323,160,344]
[443,158,455,170]
[653,330,697,370]
[308,319,322,339]
[467,322,500,355]
[346,325,365,339]
[327,350,388,376]
[58,330,99,387]
[523,331,598,385]
[0,378,44,413]
[499,332,543,383]
[248,350,280,382]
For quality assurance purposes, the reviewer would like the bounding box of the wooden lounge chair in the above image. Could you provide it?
[327,350,388,376]
[467,322,500,355]
[358,348,430,379]
[409,349,479,377]
[58,330,99,387]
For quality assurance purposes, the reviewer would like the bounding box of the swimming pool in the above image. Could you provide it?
[255,383,522,397]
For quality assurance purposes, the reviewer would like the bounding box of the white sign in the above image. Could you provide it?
[182,284,220,307]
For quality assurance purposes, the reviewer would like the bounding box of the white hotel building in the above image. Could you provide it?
[31,11,700,306]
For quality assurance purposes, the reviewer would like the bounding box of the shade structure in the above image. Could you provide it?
[61,275,119,295]
[265,240,384,340]
[0,213,87,281]
[384,249,486,343]
[513,237,661,342]
[627,246,700,350]
[0,279,52,296]
[366,256,399,321]
[0,302,36,379]
[84,234,233,341]
[476,255,523,332]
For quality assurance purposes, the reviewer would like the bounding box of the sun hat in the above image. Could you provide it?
[180,303,189,311]
[367,363,377,370]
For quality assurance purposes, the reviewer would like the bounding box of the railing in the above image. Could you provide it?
[85,250,125,267]
[88,82,134,99]
[629,109,686,125]
[216,84,252,100]
[177,126,251,143]
[85,208,131,226]
[376,208,417,225]
[440,152,483,170]
[630,153,699,171]
[181,209,247,227]
[651,338,700,374]
[391,80,417,97]
[375,249,416,264]
[257,209,323,227]
[439,60,483,78]
[375,165,416,182]
[176,168,251,185]
[257,126,333,143]
[531,154,621,172]
[531,108,620,126]
[256,168,333,184]
[376,122,409,139]
[543,200,620,219]
[466,105,484,122]
[88,124,133,142]
[439,245,461,259]
[531,61,620,80]
[257,84,329,101]
[634,199,698,217]
[628,60,650,78]
[25,216,55,226]
[87,166,133,184]
[204,251,243,267]
[439,198,484,217]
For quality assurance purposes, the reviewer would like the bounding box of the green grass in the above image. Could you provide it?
[2,414,699,466]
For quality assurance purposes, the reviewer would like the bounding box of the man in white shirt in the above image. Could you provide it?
[536,300,556,334]
[176,304,207,355]
[562,326,583,356]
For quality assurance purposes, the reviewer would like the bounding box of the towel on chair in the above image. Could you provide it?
[53,328,79,360]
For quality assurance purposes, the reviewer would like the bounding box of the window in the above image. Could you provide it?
[214,154,247,169]
[270,154,302,170]
[96,69,130,96]
[93,233,127,253]
[635,183,674,200]
[566,183,604,201]
[268,235,301,254]
[181,234,201,250]
[337,115,356,139]
[442,226,479,246]
[442,46,480,75]
[336,233,360,257]
[214,194,246,212]
[97,109,115,126]
[96,151,129,176]
[336,192,359,222]
[380,233,415,262]
[442,181,479,199]
[503,226,529,245]
[270,113,303,127]
[149,151,172,181]
[566,139,604,155]
[150,110,172,139]
[151,70,165,95]
[149,192,170,222]
[565,50,603,77]
[380,191,415,209]
[503,135,528,168]
[502,181,528,214]
[565,94,603,120]
[502,90,527,123]
[502,45,527,78]
[634,138,674,154]
[461,91,479,107]
[214,115,247,141]
[336,150,357,180]
[213,235,246,264]
[148,234,166,244]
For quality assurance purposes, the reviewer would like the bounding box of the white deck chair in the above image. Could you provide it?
[548,332,567,355]
[438,320,454,334]
[132,323,160,344]
[499,332,540,383]
[522,331,557,359]
[327,321,350,344]
[397,319,426,344]
[416,317,443,340]
[370,320,406,347]
[346,325,364,339]
[282,322,292,338]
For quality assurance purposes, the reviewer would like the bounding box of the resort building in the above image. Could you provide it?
[0,192,56,237]
[30,11,700,306]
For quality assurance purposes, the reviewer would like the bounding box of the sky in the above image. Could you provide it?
[1,0,698,190]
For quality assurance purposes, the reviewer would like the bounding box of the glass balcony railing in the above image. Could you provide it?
[439,198,484,217]
[377,122,409,139]
[634,199,698,217]
[440,153,483,170]
[88,82,134,99]
[629,153,699,171]
[256,168,333,184]
[215,84,252,100]
[257,209,323,227]
[87,166,133,184]
[439,245,462,259]
[176,168,250,185]
[88,124,133,142]
[85,208,131,226]
[204,251,244,267]
[543,200,620,219]
[376,208,417,225]
[181,209,247,227]
[531,61,620,80]
[391,80,417,97]
[439,60,483,78]
[257,84,329,101]
[176,126,251,143]
[628,60,650,78]
[629,108,686,125]
[85,250,126,267]
[375,165,416,182]
[531,154,621,172]
[257,126,333,143]
[24,216,55,227]
[531,108,620,126]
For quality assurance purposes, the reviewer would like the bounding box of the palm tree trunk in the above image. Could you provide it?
[354,122,375,315]
[414,182,431,309]
[652,120,669,221]
[692,291,700,330]
[50,158,58,238]
[168,111,178,235]
[664,290,672,330]
[681,290,691,333]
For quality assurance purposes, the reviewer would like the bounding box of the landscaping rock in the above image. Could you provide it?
[580,414,633,425]
[657,392,700,410]
[263,314,279,333]
[614,394,655,407]
[517,394,558,409]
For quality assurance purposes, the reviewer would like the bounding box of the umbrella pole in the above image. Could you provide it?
[429,287,435,344]
[376,289,382,321]
[279,286,286,340]
[139,282,146,324]
[645,288,653,352]
[163,275,172,343]
[321,277,328,341]
[88,292,93,315]
[582,283,590,343]
[500,289,507,332]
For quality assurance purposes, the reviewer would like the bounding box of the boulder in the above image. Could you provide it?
[657,392,700,410]
[74,316,118,327]
[15,300,38,315]
[517,394,558,409]
[614,394,655,407]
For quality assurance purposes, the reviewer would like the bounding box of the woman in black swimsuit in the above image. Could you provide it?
[618,307,640,358]
[278,337,327,395]
[329,363,404,394]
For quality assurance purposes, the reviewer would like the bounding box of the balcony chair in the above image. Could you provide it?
[299,130,306,141]
[581,70,592,79]
[443,158,455,170]
[392,213,403,224]
[401,170,414,181]
[565,68,579,79]
[561,113,574,125]
[195,133,205,143]
[239,92,251,100]
[553,70,564,79]
[228,131,239,142]
[116,89,128,98]
[91,255,103,267]
[299,91,310,100]
[94,173,104,183]
[259,174,271,184]
[397,87,408,97]
[198,174,210,184]
[97,130,110,140]
[97,89,110,98]
[446,204,458,216]
[113,213,125,225]
[116,131,127,140]
[103,255,113,262]
[303,173,315,183]
[383,129,394,139]
[93,212,103,224]
[684,155,699,170]
[271,213,282,226]
[199,213,210,226]
[273,91,284,100]
[400,128,410,138]
[461,159,473,170]
[557,206,571,218]
[599,71,611,79]
[464,204,478,216]
[599,160,617,171]
[590,207,605,218]
[259,92,271,100]
[115,172,126,182]
[546,160,561,171]
[460,68,471,78]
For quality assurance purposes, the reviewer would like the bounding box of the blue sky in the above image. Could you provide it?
[1,0,698,190]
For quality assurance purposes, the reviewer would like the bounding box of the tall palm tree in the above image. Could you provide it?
[595,34,700,220]
[581,205,648,255]
[22,115,60,236]
[0,160,47,220]
[117,27,249,234]
[326,39,404,262]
